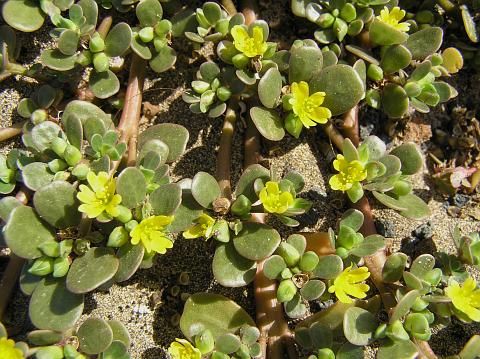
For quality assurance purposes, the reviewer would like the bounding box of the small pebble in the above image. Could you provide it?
[412,221,434,240]
[375,220,396,238]
[453,194,470,208]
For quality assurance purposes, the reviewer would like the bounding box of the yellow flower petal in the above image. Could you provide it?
[329,265,370,303]
[259,181,294,214]
[183,224,204,239]
[446,276,480,322]
[329,154,367,192]
[377,6,411,33]
[130,215,174,255]
[168,338,201,359]
[309,106,331,124]
[231,25,267,58]
[290,81,332,129]
[77,171,122,219]
[0,337,24,359]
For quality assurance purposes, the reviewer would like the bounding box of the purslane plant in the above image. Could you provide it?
[328,136,431,219]
[1,0,479,358]
[0,318,131,358]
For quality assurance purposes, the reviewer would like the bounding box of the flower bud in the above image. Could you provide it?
[63,144,82,166]
[195,329,214,354]
[277,279,297,303]
[31,109,47,124]
[232,53,249,69]
[216,87,231,102]
[115,205,133,223]
[74,238,91,256]
[392,180,412,196]
[48,158,68,173]
[107,226,129,247]
[317,348,335,359]
[72,163,90,180]
[51,137,68,157]
[154,19,172,36]
[139,27,154,43]
[29,256,54,276]
[89,33,105,53]
[93,52,110,72]
[53,256,70,277]
[125,219,139,233]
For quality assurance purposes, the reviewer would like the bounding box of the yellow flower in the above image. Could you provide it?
[328,265,370,303]
[183,213,216,240]
[376,6,411,33]
[130,215,174,254]
[259,181,294,214]
[231,25,268,58]
[168,338,201,359]
[0,337,24,359]
[445,277,480,321]
[77,171,122,219]
[289,81,332,128]
[329,154,367,192]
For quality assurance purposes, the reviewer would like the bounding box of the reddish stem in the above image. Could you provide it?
[214,105,238,214]
[115,54,147,170]
[0,120,26,143]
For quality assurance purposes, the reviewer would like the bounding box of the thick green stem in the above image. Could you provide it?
[213,104,237,214]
